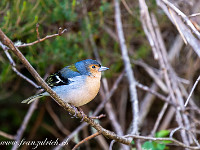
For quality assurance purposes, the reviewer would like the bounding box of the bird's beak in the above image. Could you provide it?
[99,66,109,72]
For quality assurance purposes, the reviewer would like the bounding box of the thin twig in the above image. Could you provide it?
[121,0,134,16]
[110,134,200,150]
[114,0,139,135]
[156,0,200,57]
[0,130,15,140]
[170,127,200,147]
[72,132,101,150]
[36,23,40,41]
[0,42,39,88]
[188,13,200,18]
[168,8,187,44]
[46,102,70,135]
[151,11,192,144]
[151,103,168,136]
[184,75,200,107]
[90,114,106,119]
[161,0,200,40]
[16,28,67,48]
[133,60,168,93]
[12,100,38,150]
[139,0,159,59]
[136,82,175,106]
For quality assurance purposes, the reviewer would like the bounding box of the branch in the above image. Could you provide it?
[114,0,139,135]
[72,132,101,150]
[184,75,200,107]
[12,100,38,150]
[156,0,200,57]
[16,27,67,48]
[0,42,39,88]
[0,130,15,140]
[161,0,200,40]
[110,134,200,150]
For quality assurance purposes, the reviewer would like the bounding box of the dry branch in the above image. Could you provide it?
[156,0,200,57]
[114,0,139,135]
[72,132,101,150]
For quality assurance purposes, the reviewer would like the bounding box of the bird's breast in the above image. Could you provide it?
[56,76,101,107]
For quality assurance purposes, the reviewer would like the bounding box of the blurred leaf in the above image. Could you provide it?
[155,130,170,138]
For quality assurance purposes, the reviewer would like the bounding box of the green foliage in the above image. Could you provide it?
[142,130,172,150]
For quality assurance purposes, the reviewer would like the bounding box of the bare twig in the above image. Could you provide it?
[110,134,200,150]
[156,0,200,57]
[90,114,106,119]
[151,103,168,136]
[136,82,175,106]
[161,0,200,40]
[0,130,15,140]
[151,11,192,145]
[139,0,159,59]
[170,127,200,147]
[184,75,200,107]
[54,123,87,150]
[114,0,139,135]
[121,0,134,16]
[12,100,38,150]
[16,28,67,48]
[46,102,70,135]
[0,42,39,88]
[36,23,40,41]
[133,60,168,93]
[72,132,101,150]
[189,13,200,18]
[168,8,187,44]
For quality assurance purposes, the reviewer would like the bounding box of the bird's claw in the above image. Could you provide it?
[69,105,87,121]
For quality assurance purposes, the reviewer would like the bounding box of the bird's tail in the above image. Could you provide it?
[21,93,44,104]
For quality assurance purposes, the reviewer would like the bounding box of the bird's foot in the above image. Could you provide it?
[70,104,79,118]
[77,107,86,122]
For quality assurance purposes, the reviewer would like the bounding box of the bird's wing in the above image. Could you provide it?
[45,64,81,87]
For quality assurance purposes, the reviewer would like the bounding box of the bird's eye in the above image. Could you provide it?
[92,65,96,68]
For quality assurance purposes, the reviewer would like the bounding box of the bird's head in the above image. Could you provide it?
[75,59,109,77]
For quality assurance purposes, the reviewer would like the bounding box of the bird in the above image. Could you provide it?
[21,59,109,107]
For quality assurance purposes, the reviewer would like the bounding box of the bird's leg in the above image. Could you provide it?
[69,104,87,121]
[36,86,42,89]
[77,107,86,122]
[70,104,79,118]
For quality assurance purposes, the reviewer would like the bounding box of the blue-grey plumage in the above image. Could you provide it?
[21,59,109,106]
